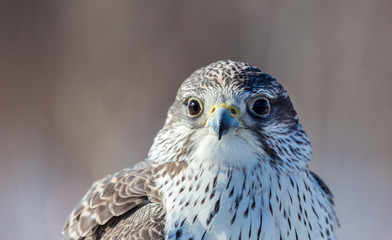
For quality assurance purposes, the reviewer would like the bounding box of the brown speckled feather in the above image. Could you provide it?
[62,161,163,240]
[94,203,165,240]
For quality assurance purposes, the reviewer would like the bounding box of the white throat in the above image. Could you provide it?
[188,130,266,170]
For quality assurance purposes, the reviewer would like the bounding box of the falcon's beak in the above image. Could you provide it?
[207,105,241,140]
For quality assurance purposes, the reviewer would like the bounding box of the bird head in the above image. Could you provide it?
[149,60,312,171]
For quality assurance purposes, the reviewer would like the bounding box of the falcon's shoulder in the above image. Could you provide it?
[62,161,163,240]
[309,171,334,205]
[309,171,340,228]
[94,202,165,240]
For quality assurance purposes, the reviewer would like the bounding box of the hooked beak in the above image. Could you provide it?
[207,105,241,140]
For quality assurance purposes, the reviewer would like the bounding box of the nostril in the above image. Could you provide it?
[211,107,216,114]
[230,108,237,115]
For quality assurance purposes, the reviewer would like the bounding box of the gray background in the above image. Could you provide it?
[1,0,391,239]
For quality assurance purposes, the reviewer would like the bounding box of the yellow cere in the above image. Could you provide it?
[207,104,244,128]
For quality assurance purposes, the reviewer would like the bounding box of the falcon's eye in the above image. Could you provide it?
[249,97,270,117]
[187,98,203,117]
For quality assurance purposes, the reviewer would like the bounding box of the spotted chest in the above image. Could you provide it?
[154,164,336,240]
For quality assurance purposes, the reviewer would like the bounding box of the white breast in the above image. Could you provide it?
[154,134,336,240]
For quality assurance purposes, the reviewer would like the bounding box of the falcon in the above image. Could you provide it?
[63,60,338,240]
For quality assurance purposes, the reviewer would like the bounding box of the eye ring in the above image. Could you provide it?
[248,97,270,117]
[187,98,203,117]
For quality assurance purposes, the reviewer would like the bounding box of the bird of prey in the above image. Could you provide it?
[63,60,338,240]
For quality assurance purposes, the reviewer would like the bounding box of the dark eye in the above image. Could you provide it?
[249,97,270,117]
[187,98,203,116]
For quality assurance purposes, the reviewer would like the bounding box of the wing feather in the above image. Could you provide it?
[309,171,334,205]
[309,171,340,226]
[94,202,165,240]
[62,161,162,240]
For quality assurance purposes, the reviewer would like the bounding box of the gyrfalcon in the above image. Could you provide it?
[62,60,338,240]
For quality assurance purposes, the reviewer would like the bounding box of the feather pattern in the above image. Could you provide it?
[62,162,162,240]
[63,60,338,240]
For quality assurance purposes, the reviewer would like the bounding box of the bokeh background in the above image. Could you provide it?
[1,0,391,239]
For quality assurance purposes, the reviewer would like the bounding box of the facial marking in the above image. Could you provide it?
[151,60,311,171]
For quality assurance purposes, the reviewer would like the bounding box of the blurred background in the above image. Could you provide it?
[1,0,391,239]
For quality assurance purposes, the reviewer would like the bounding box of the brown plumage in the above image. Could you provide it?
[94,203,165,240]
[62,162,164,239]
